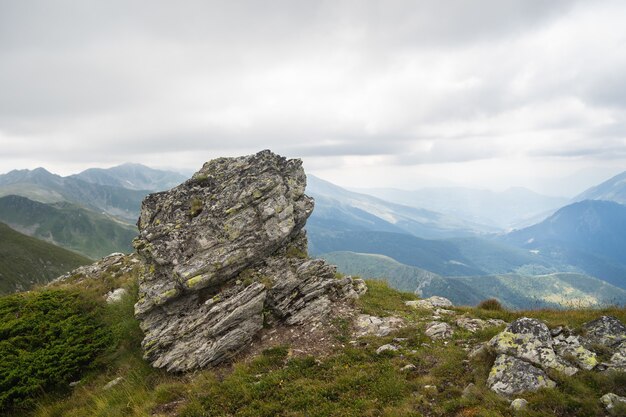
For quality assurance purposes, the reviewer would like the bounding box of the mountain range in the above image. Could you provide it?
[1,161,626,307]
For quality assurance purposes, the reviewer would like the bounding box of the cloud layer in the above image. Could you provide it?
[1,0,625,195]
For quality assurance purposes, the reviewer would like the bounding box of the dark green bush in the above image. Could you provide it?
[0,289,112,412]
[477,298,504,311]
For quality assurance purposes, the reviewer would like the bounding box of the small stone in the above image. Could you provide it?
[456,316,487,333]
[69,380,81,387]
[423,385,437,393]
[462,383,476,398]
[105,288,128,304]
[600,393,626,416]
[510,398,528,411]
[550,326,564,337]
[355,314,404,337]
[434,308,456,316]
[401,364,416,372]
[376,344,399,354]
[486,319,507,327]
[406,296,453,310]
[425,321,453,340]
[103,377,124,390]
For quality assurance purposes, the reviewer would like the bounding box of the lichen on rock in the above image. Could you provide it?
[133,150,365,372]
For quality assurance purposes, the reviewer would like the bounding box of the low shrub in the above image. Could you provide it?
[477,298,504,311]
[0,289,112,412]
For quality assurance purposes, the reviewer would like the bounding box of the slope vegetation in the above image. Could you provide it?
[0,195,136,259]
[0,222,90,294]
[502,200,626,289]
[323,251,626,309]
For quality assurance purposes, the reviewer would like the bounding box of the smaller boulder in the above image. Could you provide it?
[582,316,626,349]
[600,393,626,416]
[510,398,528,411]
[376,344,399,354]
[425,321,454,340]
[103,377,124,390]
[606,341,626,372]
[488,354,556,396]
[105,288,128,304]
[406,296,453,309]
[456,317,487,333]
[488,317,578,376]
[553,334,597,371]
[355,314,404,337]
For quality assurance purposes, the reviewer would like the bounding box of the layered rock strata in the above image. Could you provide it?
[133,150,365,372]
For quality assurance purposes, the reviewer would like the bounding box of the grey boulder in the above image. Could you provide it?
[134,150,364,372]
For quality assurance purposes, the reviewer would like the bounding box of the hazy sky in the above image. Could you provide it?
[1,0,625,196]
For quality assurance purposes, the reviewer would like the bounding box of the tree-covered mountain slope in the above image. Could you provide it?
[502,200,626,289]
[0,195,136,259]
[322,251,626,309]
[0,222,90,294]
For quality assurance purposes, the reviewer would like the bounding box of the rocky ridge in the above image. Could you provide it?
[132,150,365,372]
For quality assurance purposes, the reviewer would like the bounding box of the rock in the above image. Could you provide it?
[456,317,487,333]
[434,308,456,316]
[606,341,626,372]
[510,398,528,411]
[468,343,488,360]
[600,393,626,416]
[103,377,124,390]
[462,383,476,398]
[425,321,454,340]
[487,354,556,396]
[406,296,453,310]
[355,314,404,337]
[401,364,416,372]
[553,334,597,370]
[486,319,507,327]
[105,288,128,304]
[488,317,578,376]
[54,253,136,284]
[581,316,626,349]
[376,344,399,354]
[133,151,363,372]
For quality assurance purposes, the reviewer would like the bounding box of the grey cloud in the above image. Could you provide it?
[0,0,625,185]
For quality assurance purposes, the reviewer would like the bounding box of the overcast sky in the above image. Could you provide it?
[1,0,625,196]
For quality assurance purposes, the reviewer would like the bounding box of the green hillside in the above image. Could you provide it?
[4,262,625,417]
[322,251,626,309]
[0,222,90,294]
[0,195,136,259]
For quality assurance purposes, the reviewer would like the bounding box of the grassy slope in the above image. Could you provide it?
[14,264,625,417]
[0,222,90,294]
[322,251,626,309]
[0,195,136,259]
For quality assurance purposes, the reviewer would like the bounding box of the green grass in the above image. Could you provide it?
[11,268,626,417]
[0,222,90,295]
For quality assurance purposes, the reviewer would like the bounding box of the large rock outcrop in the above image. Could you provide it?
[133,150,365,372]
